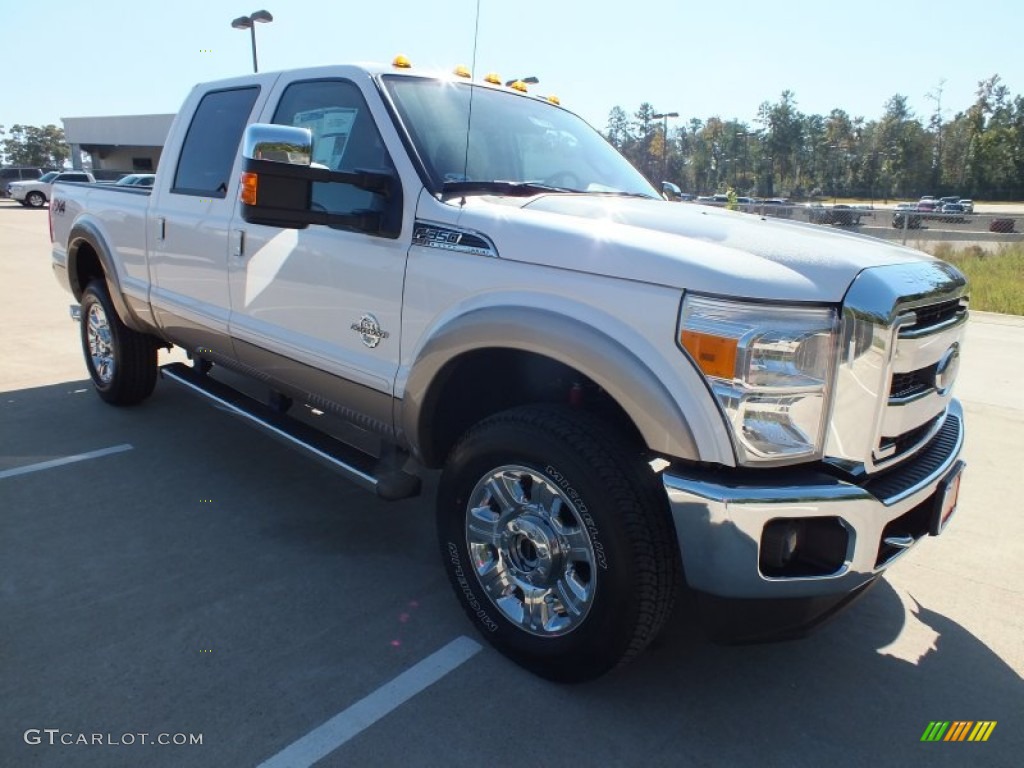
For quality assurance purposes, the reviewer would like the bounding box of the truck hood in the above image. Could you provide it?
[453,195,931,302]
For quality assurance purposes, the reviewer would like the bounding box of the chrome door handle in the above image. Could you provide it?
[233,229,246,258]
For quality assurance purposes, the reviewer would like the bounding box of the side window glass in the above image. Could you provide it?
[271,79,395,217]
[173,86,260,197]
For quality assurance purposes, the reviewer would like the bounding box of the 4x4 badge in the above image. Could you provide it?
[351,314,390,348]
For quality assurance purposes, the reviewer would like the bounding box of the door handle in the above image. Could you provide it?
[155,217,166,241]
[233,229,246,258]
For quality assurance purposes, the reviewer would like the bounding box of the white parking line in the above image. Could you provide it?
[0,444,134,480]
[257,636,482,768]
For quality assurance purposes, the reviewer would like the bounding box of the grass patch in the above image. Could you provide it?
[931,243,1024,315]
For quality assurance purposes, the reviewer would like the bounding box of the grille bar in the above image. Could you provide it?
[827,262,967,476]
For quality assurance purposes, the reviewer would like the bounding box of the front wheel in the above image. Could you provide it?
[437,405,680,682]
[80,280,158,405]
[26,191,46,208]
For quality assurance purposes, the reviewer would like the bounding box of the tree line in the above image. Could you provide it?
[0,124,69,169]
[605,75,1024,202]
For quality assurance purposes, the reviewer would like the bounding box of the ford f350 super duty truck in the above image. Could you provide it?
[49,60,967,682]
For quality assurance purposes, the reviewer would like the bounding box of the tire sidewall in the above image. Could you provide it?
[27,192,45,207]
[438,416,642,678]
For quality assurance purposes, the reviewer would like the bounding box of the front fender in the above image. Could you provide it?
[400,306,723,465]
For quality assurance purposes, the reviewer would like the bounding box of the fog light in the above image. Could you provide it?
[761,520,800,570]
[760,517,849,578]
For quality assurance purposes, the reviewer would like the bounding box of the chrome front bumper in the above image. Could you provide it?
[664,399,964,599]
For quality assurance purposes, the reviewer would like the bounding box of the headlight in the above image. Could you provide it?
[679,294,838,465]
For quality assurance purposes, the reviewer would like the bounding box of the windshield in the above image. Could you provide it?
[382,76,658,198]
[39,172,59,183]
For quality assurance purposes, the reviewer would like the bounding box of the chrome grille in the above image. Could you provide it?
[826,262,968,477]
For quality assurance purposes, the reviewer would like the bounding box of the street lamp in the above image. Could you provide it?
[231,10,273,73]
[652,111,679,182]
[736,131,748,192]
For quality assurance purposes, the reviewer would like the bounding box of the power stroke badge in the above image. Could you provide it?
[351,314,390,348]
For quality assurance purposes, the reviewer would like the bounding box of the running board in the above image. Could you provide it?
[160,363,420,500]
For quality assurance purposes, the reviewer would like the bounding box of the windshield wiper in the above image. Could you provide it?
[441,180,575,198]
[588,190,660,200]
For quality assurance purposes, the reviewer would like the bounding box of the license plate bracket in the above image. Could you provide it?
[930,460,965,536]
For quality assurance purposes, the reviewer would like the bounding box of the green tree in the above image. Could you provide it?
[604,106,632,151]
[1,124,69,168]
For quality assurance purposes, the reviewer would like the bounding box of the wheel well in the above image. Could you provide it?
[70,240,104,300]
[418,348,645,468]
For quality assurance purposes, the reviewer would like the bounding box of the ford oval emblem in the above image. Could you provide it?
[934,343,960,395]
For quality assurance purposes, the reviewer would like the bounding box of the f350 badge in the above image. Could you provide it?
[351,314,390,348]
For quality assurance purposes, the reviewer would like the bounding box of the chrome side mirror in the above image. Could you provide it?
[242,124,313,166]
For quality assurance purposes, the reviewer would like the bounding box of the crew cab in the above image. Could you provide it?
[11,170,95,207]
[49,60,968,682]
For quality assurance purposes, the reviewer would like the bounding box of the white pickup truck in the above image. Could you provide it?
[49,60,968,682]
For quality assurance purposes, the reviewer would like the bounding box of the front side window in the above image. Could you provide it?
[173,86,260,197]
[382,76,658,198]
[272,79,395,218]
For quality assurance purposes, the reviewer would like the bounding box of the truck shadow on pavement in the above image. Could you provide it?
[572,577,1022,766]
[4,379,1020,767]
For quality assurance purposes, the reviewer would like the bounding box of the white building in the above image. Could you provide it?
[62,114,175,174]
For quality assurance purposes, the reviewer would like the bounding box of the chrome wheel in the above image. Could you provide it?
[465,465,597,637]
[86,302,115,385]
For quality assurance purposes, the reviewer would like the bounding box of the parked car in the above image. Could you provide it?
[806,203,869,226]
[9,170,95,207]
[959,199,975,214]
[115,173,156,188]
[1,166,44,198]
[759,198,793,218]
[893,203,922,229]
[939,203,967,223]
[939,196,961,207]
[696,194,730,207]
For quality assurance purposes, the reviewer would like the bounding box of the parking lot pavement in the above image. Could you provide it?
[2,200,1021,767]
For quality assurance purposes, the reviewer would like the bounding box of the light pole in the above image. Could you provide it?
[652,111,679,182]
[231,10,273,73]
[736,131,748,192]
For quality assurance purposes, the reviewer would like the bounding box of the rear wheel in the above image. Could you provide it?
[26,191,46,208]
[437,404,680,682]
[80,280,158,405]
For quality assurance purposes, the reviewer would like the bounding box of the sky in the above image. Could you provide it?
[2,0,1022,136]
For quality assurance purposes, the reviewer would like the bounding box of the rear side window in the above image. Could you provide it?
[173,86,259,197]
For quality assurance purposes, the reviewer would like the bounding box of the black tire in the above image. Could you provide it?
[80,280,157,405]
[437,404,680,682]
[26,191,46,208]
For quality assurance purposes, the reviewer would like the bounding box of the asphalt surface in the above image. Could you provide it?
[1,199,1021,767]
